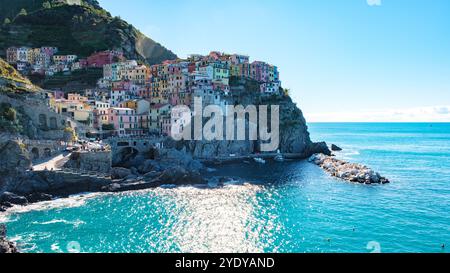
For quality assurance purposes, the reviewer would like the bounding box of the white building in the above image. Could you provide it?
[110,90,131,106]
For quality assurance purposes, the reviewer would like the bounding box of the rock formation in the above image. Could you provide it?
[0,224,18,253]
[331,144,343,151]
[183,89,331,159]
[309,154,390,184]
[0,140,31,175]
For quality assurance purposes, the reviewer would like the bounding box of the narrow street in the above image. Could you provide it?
[32,152,72,171]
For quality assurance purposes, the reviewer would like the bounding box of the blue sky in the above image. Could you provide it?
[98,0,450,122]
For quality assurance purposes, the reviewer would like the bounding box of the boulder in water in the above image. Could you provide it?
[331,144,343,151]
[309,154,389,185]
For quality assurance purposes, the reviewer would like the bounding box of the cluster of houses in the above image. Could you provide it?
[6,46,124,76]
[42,51,282,137]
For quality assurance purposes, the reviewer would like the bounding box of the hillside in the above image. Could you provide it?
[0,57,39,93]
[0,0,177,65]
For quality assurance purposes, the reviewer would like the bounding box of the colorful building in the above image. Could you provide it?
[108,107,140,136]
[6,47,18,64]
[87,50,123,68]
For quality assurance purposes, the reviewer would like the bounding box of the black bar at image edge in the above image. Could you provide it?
[1,253,447,272]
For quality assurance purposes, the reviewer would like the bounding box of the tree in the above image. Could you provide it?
[3,18,11,25]
[42,1,52,9]
[18,8,28,16]
[4,108,17,122]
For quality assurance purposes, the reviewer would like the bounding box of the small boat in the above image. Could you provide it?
[254,157,266,164]
[274,154,285,162]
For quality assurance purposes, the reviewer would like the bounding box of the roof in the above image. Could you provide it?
[151,104,171,110]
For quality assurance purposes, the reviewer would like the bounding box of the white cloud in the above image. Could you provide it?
[306,105,450,122]
[367,0,382,6]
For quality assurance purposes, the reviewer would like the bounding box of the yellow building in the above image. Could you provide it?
[50,98,92,125]
[67,93,88,103]
[230,64,240,77]
[118,100,138,110]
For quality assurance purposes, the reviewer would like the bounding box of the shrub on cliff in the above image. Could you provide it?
[0,103,23,134]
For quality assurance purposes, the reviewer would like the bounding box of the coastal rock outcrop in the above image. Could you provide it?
[309,154,390,184]
[0,192,28,205]
[131,147,204,174]
[0,224,18,253]
[331,144,343,152]
[183,90,331,159]
[0,140,31,175]
[111,167,132,180]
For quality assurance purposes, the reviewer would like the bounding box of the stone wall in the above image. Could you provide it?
[0,93,95,139]
[23,139,64,160]
[64,151,112,174]
[108,136,164,165]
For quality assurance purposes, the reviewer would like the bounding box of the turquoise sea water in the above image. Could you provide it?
[1,123,449,253]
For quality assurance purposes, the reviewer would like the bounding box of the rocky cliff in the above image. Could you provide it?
[0,139,31,176]
[182,86,330,159]
[0,224,18,253]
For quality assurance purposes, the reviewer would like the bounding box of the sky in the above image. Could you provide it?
[98,0,450,122]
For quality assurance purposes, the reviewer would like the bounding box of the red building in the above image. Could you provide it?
[79,59,88,68]
[87,50,123,68]
[188,62,196,73]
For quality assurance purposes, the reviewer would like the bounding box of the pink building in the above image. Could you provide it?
[78,59,88,68]
[251,61,270,82]
[208,51,222,61]
[107,107,140,136]
[112,80,133,91]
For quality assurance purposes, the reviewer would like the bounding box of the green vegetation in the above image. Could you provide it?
[0,103,23,134]
[0,0,101,22]
[0,57,39,93]
[0,58,31,84]
[18,8,28,17]
[35,68,103,89]
[42,1,51,9]
[0,0,177,64]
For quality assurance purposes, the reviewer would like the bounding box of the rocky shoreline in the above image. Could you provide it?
[0,224,18,253]
[308,153,390,184]
[0,147,264,211]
